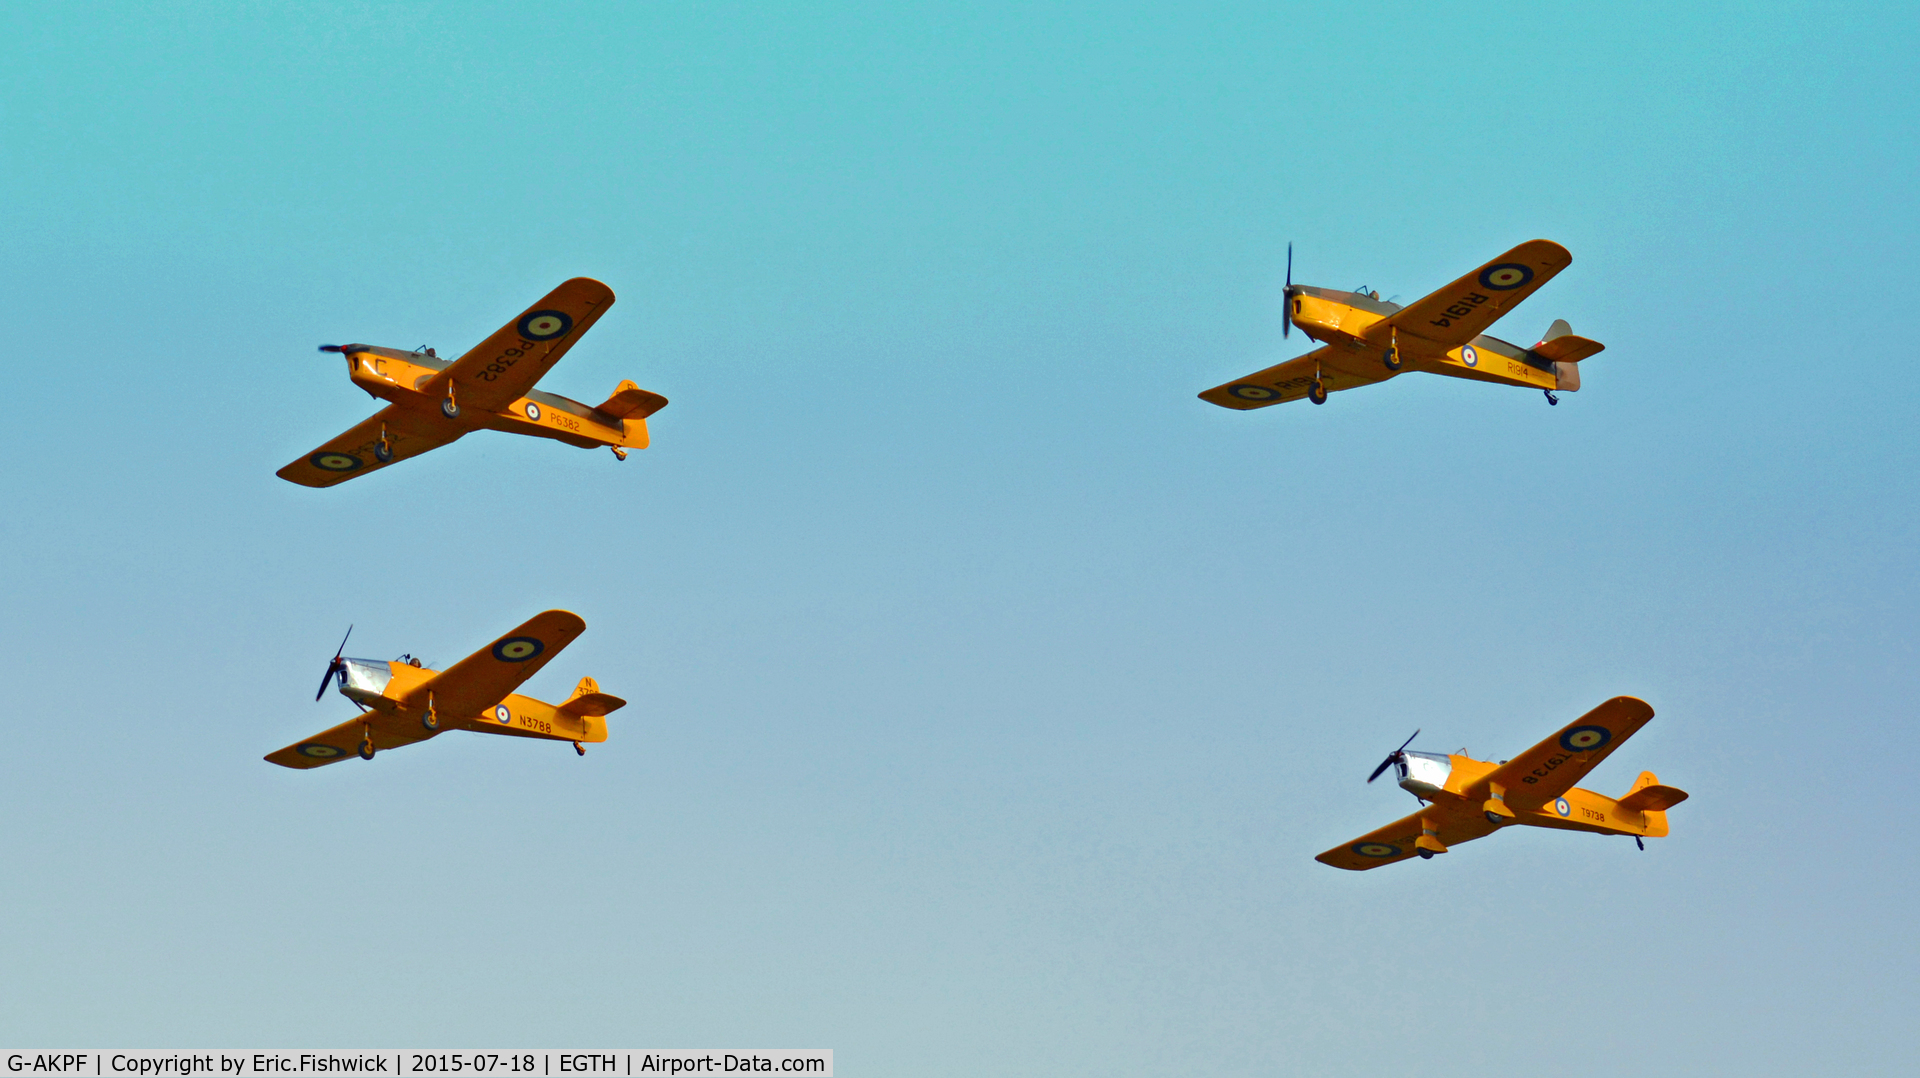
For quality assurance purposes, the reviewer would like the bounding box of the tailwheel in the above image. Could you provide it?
[573,741,586,756]
[609,446,627,461]
[358,738,375,761]
[1544,390,1559,406]
[1307,380,1328,405]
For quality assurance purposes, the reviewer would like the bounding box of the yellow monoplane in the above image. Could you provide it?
[266,610,625,768]
[278,278,667,487]
[1200,240,1603,409]
[1316,696,1687,870]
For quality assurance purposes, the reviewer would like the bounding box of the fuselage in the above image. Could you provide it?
[335,657,608,745]
[1289,285,1564,392]
[1392,750,1670,839]
[340,346,646,450]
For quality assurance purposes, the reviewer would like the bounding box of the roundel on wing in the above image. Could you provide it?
[492,636,545,662]
[1352,842,1402,859]
[517,310,573,341]
[1559,725,1613,753]
[1227,384,1281,402]
[297,743,345,759]
[1478,263,1534,290]
[310,451,363,472]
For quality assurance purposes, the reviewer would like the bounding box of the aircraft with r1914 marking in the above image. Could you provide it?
[266,610,626,768]
[278,278,667,487]
[1316,696,1688,870]
[1199,240,1603,410]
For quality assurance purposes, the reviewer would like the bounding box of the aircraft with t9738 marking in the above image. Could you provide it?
[1316,696,1688,870]
[1199,240,1604,410]
[266,610,626,768]
[278,278,667,487]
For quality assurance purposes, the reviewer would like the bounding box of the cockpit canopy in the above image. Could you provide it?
[1397,750,1453,797]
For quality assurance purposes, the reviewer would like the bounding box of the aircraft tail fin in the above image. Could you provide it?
[558,675,628,717]
[595,380,670,420]
[1617,774,1688,813]
[1527,321,1602,391]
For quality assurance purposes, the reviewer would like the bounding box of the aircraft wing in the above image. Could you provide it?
[422,278,616,414]
[1384,240,1572,351]
[1314,806,1498,871]
[1198,345,1393,409]
[400,610,587,718]
[1483,696,1655,811]
[264,709,439,769]
[276,404,467,488]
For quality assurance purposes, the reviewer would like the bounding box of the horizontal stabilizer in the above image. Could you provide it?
[559,675,627,717]
[596,380,669,420]
[1618,784,1689,813]
[1531,334,1604,364]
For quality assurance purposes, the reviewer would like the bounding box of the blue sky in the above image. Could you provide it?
[2,3,1915,1074]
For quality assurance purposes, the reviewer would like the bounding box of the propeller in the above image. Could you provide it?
[1366,729,1420,784]
[317,344,367,354]
[1282,242,1294,339]
[315,626,352,701]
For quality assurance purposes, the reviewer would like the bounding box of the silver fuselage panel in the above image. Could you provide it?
[1398,751,1453,797]
[338,658,393,706]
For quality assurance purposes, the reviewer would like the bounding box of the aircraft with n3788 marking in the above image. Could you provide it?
[266,610,627,768]
[1199,240,1604,410]
[278,277,668,487]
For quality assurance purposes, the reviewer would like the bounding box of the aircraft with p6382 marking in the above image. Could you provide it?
[266,610,626,768]
[278,278,667,487]
[1316,696,1688,870]
[1200,240,1603,409]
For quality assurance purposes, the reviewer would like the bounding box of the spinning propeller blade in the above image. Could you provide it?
[1365,729,1420,783]
[315,626,352,701]
[1282,242,1293,340]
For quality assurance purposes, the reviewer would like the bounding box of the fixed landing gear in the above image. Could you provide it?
[573,741,586,756]
[1383,327,1401,371]
[1544,390,1559,406]
[1307,380,1328,405]
[358,738,375,761]
[422,693,439,732]
[1417,849,1433,859]
[609,446,627,461]
[441,388,461,419]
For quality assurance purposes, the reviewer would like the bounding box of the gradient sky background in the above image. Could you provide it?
[3,3,1915,1074]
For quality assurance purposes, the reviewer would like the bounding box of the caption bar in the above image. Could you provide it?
[4,1055,829,1078]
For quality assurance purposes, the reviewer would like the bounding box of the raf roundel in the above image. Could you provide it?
[1352,841,1402,859]
[1227,384,1282,402]
[1559,725,1613,753]
[495,704,512,725]
[492,636,545,663]
[516,309,573,341]
[1555,797,1572,817]
[525,401,542,421]
[1478,263,1535,291]
[310,451,363,472]
[1461,345,1479,368]
[297,743,345,759]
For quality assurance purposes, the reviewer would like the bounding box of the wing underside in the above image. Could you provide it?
[264,709,440,769]
[1199,345,1396,409]
[1315,806,1498,871]
[1385,240,1572,351]
[276,404,465,488]
[1484,696,1655,810]
[400,610,587,718]
[423,278,616,413]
